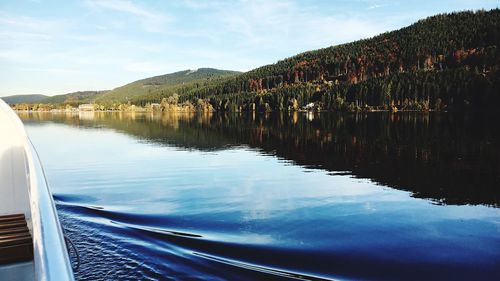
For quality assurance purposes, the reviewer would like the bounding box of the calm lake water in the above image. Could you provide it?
[19,111,500,281]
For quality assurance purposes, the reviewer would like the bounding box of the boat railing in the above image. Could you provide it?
[0,100,74,280]
[25,140,75,281]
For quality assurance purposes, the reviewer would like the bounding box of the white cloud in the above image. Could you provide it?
[0,14,53,30]
[0,30,52,41]
[0,13,69,43]
[209,0,392,52]
[180,0,224,10]
[86,0,157,18]
[83,0,172,32]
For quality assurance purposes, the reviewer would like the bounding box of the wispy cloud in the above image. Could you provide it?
[83,0,171,32]
[207,0,391,52]
[0,12,68,40]
[0,30,52,41]
[85,0,159,19]
[0,15,48,29]
[180,0,224,10]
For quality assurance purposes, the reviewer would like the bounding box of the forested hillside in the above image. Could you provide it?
[131,9,499,112]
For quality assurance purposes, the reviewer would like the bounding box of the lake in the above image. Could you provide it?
[19,111,500,281]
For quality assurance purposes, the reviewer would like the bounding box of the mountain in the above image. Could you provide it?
[94,68,241,103]
[11,68,240,106]
[41,91,109,105]
[1,94,48,104]
[130,9,499,112]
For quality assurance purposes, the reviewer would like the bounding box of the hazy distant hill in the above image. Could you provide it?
[95,68,241,103]
[7,68,239,106]
[1,94,48,104]
[41,91,109,105]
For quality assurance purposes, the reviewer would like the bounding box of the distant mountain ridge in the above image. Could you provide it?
[6,68,241,106]
[41,91,109,104]
[1,94,48,104]
[94,68,241,103]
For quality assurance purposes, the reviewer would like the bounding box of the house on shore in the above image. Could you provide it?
[78,104,95,111]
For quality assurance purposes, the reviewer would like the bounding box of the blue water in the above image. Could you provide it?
[22,112,500,281]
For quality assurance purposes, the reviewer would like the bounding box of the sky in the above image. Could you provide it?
[0,0,498,96]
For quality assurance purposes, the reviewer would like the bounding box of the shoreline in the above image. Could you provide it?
[13,109,444,113]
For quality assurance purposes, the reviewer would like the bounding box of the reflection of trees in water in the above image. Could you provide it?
[243,112,499,207]
[20,111,500,207]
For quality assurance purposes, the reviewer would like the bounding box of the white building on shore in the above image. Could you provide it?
[78,104,95,111]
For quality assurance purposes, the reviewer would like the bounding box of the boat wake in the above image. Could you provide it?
[54,196,337,281]
[53,193,500,281]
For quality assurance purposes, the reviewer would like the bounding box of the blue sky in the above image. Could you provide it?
[0,0,498,96]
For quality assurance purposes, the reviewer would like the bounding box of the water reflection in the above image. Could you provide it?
[19,111,500,207]
[20,111,500,281]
